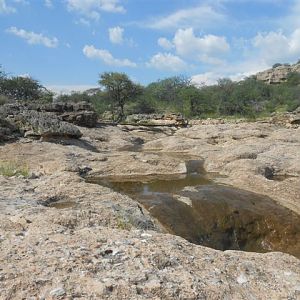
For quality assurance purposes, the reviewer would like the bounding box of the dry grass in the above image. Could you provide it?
[0,160,29,177]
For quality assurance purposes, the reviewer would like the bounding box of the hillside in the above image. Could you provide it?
[256,62,300,84]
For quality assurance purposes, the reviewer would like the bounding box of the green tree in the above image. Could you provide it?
[144,76,191,114]
[0,75,51,101]
[99,72,142,122]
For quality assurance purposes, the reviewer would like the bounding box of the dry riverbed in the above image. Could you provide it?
[0,121,300,299]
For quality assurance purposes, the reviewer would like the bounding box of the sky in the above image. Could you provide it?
[1,0,300,94]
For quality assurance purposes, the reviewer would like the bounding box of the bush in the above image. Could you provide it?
[56,92,91,103]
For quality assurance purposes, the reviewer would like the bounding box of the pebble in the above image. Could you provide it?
[141,233,152,238]
[49,287,66,297]
[236,273,248,284]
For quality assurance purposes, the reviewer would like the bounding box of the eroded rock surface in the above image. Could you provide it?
[0,118,20,142]
[0,103,83,139]
[1,120,300,299]
[256,62,300,84]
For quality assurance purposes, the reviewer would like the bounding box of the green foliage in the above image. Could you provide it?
[1,64,299,120]
[99,72,142,122]
[0,76,43,101]
[0,65,53,102]
[272,63,282,68]
[286,72,300,86]
[0,161,29,177]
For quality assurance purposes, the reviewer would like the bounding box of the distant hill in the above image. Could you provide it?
[256,61,300,84]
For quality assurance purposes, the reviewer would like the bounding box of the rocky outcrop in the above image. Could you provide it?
[269,107,300,127]
[0,101,98,128]
[0,103,82,140]
[43,102,98,128]
[256,62,300,84]
[1,121,300,299]
[0,171,300,299]
[16,110,83,139]
[124,113,188,126]
[0,118,20,142]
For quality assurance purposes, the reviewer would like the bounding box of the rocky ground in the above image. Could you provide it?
[1,109,300,299]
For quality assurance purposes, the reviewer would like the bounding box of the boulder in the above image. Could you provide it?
[42,101,98,127]
[0,101,98,128]
[269,108,300,127]
[0,118,20,142]
[60,110,98,128]
[14,110,82,139]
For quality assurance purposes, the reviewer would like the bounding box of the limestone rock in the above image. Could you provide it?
[0,117,20,141]
[43,101,98,128]
[256,62,300,84]
[15,110,82,139]
[1,120,300,299]
[0,101,98,129]
[125,113,188,126]
[269,108,300,127]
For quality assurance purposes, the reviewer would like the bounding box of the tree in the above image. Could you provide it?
[144,76,191,115]
[0,75,51,101]
[99,72,142,122]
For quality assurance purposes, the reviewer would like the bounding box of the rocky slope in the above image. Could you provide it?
[256,62,300,84]
[1,112,300,299]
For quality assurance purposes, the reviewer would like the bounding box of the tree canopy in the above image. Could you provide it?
[99,72,142,121]
[0,68,52,102]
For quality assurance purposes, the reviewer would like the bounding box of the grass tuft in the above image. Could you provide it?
[0,160,30,177]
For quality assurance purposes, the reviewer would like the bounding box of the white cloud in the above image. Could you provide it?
[157,37,174,50]
[280,0,300,29]
[146,5,225,30]
[191,59,270,86]
[6,27,59,48]
[147,52,188,72]
[0,0,16,14]
[67,0,125,20]
[252,28,300,64]
[76,18,91,26]
[191,72,222,86]
[173,28,230,64]
[108,26,124,44]
[44,0,53,8]
[83,45,137,67]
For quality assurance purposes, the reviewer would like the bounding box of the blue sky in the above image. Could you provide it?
[1,0,300,93]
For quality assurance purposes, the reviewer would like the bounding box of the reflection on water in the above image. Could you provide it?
[87,159,300,258]
[96,172,211,195]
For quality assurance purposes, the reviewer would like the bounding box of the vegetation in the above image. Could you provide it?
[0,66,53,102]
[99,72,143,122]
[0,161,29,177]
[1,65,299,121]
